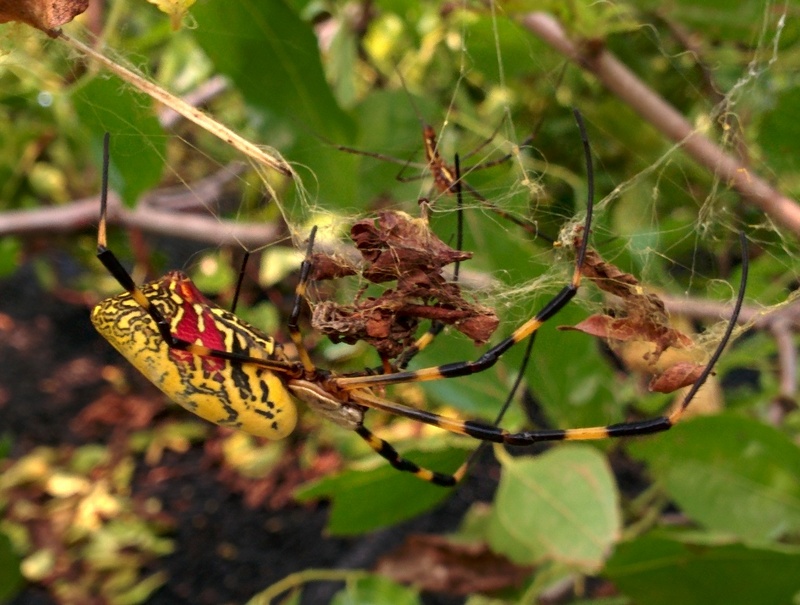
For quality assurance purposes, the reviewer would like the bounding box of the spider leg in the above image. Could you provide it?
[95,134,199,356]
[349,244,746,445]
[334,246,584,391]
[457,179,538,236]
[95,133,304,378]
[354,425,460,486]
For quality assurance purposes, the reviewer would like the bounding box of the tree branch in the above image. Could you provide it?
[520,12,800,236]
[0,165,280,249]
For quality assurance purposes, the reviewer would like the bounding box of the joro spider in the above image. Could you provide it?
[91,115,747,487]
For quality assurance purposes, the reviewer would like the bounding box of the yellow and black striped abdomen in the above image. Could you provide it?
[91,272,297,439]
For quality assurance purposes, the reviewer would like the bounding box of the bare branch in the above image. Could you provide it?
[158,75,229,130]
[660,293,800,331]
[0,166,280,249]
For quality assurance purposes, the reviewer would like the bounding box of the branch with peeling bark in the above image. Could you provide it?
[520,12,800,236]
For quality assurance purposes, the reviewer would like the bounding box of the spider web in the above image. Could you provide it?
[34,0,795,419]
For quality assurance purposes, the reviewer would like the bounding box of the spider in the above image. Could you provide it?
[91,113,747,487]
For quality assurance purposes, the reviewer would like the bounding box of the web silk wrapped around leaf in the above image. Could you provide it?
[560,243,704,394]
[311,211,499,360]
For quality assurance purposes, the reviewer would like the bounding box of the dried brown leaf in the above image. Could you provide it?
[310,253,358,281]
[648,362,705,393]
[0,0,88,33]
[562,242,702,392]
[376,534,533,595]
[311,211,498,358]
[351,211,471,283]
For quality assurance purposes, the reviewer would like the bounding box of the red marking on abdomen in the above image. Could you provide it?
[165,274,226,377]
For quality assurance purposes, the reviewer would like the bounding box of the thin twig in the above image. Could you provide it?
[158,75,229,130]
[771,317,797,400]
[660,293,800,331]
[57,30,294,179]
[519,12,800,236]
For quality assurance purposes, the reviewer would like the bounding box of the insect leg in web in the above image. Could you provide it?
[287,227,319,373]
[393,153,467,371]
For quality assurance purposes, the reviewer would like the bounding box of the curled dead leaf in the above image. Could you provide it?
[561,243,703,393]
[648,362,705,393]
[0,0,88,34]
[312,211,498,359]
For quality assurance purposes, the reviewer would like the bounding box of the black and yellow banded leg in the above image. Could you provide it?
[348,238,745,445]
[334,261,585,391]
[95,133,305,379]
[354,425,464,487]
[96,133,183,353]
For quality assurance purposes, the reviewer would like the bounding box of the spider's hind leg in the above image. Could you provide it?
[355,425,464,487]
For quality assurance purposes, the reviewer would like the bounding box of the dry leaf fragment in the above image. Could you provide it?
[351,211,471,283]
[312,211,499,359]
[648,361,705,393]
[561,243,703,393]
[0,0,88,34]
[376,534,533,595]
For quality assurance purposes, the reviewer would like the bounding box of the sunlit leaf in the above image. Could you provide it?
[487,445,620,572]
[630,414,800,542]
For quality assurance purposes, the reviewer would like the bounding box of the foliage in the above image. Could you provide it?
[0,0,799,603]
[0,445,173,604]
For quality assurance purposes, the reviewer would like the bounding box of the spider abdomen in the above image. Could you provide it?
[91,271,298,439]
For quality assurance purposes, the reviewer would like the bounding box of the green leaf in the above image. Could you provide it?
[191,0,354,142]
[605,534,800,605]
[71,76,165,206]
[0,531,23,602]
[758,86,800,175]
[487,444,620,572]
[330,574,421,605]
[295,446,467,535]
[629,414,800,542]
[0,237,20,278]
